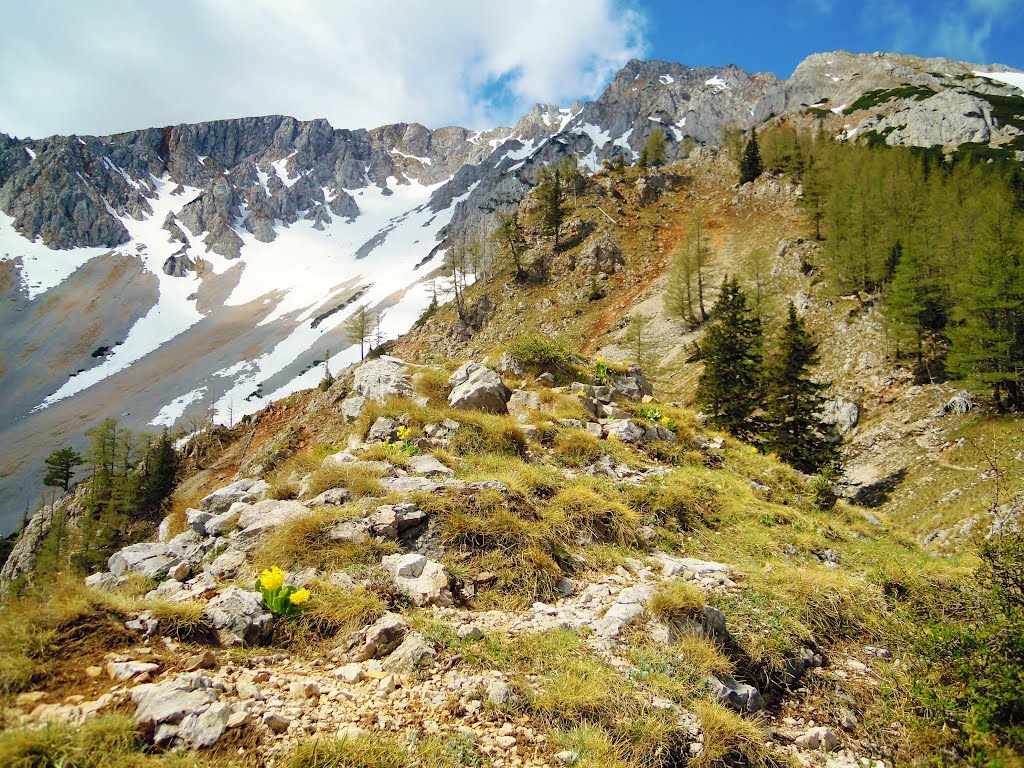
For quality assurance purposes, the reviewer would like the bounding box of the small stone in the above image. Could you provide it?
[334,663,365,684]
[487,681,514,707]
[107,661,159,681]
[304,681,321,698]
[227,711,251,728]
[182,650,217,672]
[16,691,47,707]
[263,712,291,733]
[495,735,518,749]
[555,750,579,765]
[85,666,103,678]
[457,625,484,641]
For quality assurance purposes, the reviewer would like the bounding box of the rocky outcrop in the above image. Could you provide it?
[351,356,414,402]
[447,362,511,413]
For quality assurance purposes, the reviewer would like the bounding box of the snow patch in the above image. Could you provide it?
[271,151,299,188]
[35,176,206,407]
[391,149,432,166]
[574,124,611,149]
[705,76,730,91]
[151,387,208,427]
[0,213,113,299]
[659,74,675,85]
[831,104,847,115]
[975,70,1024,93]
[25,147,35,161]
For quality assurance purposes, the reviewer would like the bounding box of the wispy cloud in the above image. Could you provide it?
[0,0,648,138]
[931,0,1016,61]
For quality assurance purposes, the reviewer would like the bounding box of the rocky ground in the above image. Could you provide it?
[3,355,903,767]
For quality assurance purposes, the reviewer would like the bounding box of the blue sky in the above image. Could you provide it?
[0,0,1021,139]
[638,0,1023,77]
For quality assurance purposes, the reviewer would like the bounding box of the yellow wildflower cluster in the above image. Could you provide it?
[396,425,412,442]
[289,588,310,605]
[259,565,285,591]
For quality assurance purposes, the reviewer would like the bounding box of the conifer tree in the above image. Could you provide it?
[739,130,764,184]
[663,239,697,324]
[343,304,373,360]
[43,447,83,493]
[764,303,838,473]
[948,189,1024,411]
[638,126,667,168]
[695,276,763,438]
[537,163,565,252]
[141,430,177,514]
[493,211,527,281]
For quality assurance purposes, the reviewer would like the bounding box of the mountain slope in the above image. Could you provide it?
[0,50,1021,531]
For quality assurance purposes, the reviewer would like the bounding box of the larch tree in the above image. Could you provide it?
[343,304,374,360]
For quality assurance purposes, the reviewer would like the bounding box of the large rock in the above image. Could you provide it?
[407,455,453,477]
[108,543,181,580]
[232,499,314,549]
[132,673,229,749]
[602,420,646,443]
[382,632,437,672]
[200,478,270,514]
[342,612,409,661]
[203,587,273,646]
[370,503,426,538]
[381,553,453,606]
[351,356,413,402]
[821,397,859,436]
[610,366,653,401]
[447,362,511,413]
[507,389,541,421]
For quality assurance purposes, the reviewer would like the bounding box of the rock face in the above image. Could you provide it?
[447,362,511,413]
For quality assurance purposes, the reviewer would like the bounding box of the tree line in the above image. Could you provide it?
[757,122,1024,410]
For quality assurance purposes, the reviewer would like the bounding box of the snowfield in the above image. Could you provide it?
[1,165,472,429]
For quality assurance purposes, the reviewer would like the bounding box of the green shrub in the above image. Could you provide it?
[507,335,573,370]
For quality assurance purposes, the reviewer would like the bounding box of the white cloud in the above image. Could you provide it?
[0,0,647,139]
[932,0,1016,62]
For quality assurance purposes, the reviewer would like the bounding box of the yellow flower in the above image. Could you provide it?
[596,357,605,364]
[289,588,310,605]
[396,425,411,441]
[608,433,617,441]
[660,416,670,424]
[259,566,285,591]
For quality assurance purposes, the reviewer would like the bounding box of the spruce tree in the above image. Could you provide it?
[695,276,763,439]
[141,430,178,514]
[537,164,565,252]
[764,303,839,473]
[739,130,764,184]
